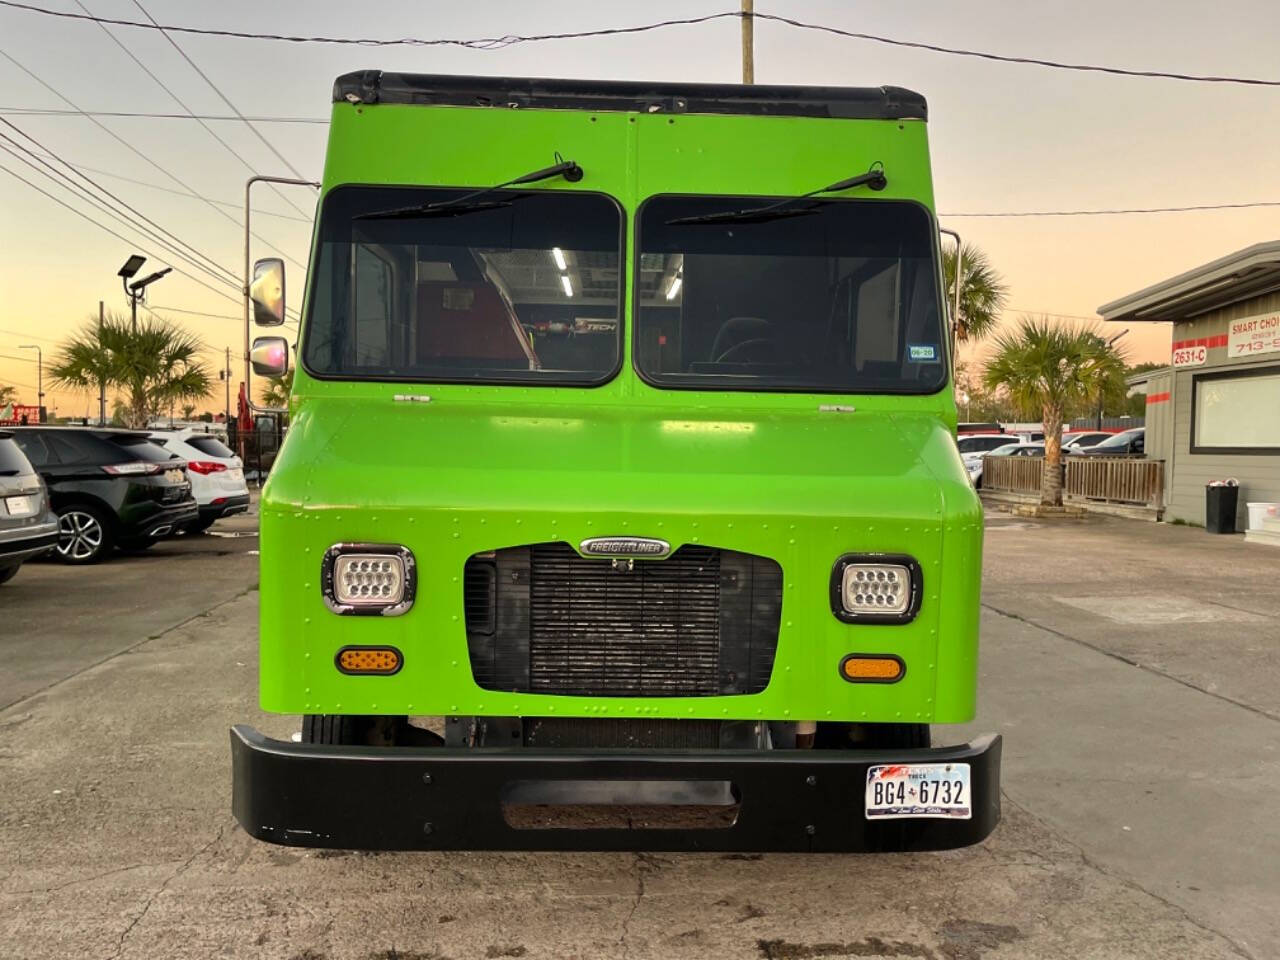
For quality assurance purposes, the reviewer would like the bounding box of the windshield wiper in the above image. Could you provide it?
[666,164,887,226]
[355,153,584,221]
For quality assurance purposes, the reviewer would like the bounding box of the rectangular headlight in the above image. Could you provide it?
[830,555,921,624]
[334,554,405,604]
[842,564,910,614]
[322,544,416,616]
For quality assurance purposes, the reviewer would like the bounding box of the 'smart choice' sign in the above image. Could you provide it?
[1228,311,1280,359]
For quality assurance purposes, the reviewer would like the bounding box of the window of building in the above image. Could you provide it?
[1191,365,1280,453]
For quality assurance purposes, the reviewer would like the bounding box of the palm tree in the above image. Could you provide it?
[942,243,1009,343]
[259,368,294,408]
[0,384,16,407]
[984,317,1127,506]
[181,403,197,421]
[50,312,212,428]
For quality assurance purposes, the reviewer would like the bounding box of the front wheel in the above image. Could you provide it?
[0,564,20,585]
[814,722,931,750]
[55,504,113,564]
[301,715,441,747]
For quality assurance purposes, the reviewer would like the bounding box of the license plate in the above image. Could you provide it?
[865,763,972,820]
[165,469,185,485]
[3,494,37,517]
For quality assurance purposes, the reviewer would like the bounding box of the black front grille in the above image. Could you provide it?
[464,542,782,697]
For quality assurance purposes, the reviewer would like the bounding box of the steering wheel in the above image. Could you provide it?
[715,338,781,364]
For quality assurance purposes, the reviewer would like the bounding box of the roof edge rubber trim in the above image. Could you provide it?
[332,71,927,121]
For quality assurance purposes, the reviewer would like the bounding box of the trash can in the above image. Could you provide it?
[1205,483,1239,534]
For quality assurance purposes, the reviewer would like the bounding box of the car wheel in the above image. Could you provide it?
[0,564,20,585]
[55,504,113,564]
[185,516,216,535]
[301,714,440,747]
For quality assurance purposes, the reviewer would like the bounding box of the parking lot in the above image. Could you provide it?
[1,509,1276,960]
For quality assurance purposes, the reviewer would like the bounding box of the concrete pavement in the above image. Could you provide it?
[0,509,1274,959]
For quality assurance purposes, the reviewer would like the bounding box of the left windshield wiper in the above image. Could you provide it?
[666,164,886,226]
[355,153,583,221]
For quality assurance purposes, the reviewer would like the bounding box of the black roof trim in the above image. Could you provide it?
[333,71,927,121]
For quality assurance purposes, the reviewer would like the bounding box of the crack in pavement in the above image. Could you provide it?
[108,822,228,960]
[11,861,161,895]
[998,792,1257,960]
[618,851,657,958]
[0,584,258,715]
[981,602,1280,723]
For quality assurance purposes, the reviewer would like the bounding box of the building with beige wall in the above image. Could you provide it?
[1100,242,1280,529]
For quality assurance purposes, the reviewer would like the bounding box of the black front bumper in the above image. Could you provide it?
[231,725,1000,852]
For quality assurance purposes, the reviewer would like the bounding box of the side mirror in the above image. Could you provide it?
[250,257,286,326]
[251,336,290,377]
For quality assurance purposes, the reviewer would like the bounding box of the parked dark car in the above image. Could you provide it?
[1075,427,1146,458]
[0,430,59,584]
[10,427,197,564]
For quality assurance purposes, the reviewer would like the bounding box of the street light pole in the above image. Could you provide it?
[741,0,754,84]
[18,344,42,421]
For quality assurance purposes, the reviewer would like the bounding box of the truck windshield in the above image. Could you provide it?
[303,186,622,385]
[635,196,947,394]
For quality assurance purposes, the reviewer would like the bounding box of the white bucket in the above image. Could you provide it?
[1246,502,1279,530]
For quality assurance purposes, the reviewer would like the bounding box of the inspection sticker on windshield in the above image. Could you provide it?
[908,344,938,362]
[865,763,971,820]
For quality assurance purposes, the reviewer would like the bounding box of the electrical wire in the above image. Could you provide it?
[0,107,326,123]
[130,0,314,219]
[1,3,1277,88]
[0,48,308,271]
[16,153,311,222]
[0,118,237,285]
[75,0,314,223]
[942,201,1280,217]
[0,157,248,307]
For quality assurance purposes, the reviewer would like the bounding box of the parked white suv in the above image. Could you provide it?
[147,429,249,533]
[956,433,1024,487]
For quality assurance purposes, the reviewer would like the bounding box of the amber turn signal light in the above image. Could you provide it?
[336,646,402,675]
[839,654,905,683]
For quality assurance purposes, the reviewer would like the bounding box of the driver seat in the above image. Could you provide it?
[709,316,773,362]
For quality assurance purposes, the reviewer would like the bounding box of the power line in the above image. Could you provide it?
[0,48,308,271]
[0,157,248,307]
[2,3,1278,88]
[0,107,326,123]
[0,117,238,285]
[0,327,60,343]
[75,0,313,224]
[942,201,1280,217]
[131,0,314,219]
[18,152,311,221]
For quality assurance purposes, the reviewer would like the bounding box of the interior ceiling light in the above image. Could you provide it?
[560,274,573,297]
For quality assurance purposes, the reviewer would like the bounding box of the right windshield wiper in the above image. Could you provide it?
[666,163,887,226]
[355,154,583,221]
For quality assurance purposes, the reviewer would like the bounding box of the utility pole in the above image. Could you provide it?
[18,344,42,422]
[221,346,232,424]
[98,300,106,425]
[741,0,754,84]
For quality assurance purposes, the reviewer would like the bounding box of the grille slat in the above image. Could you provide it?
[465,542,782,697]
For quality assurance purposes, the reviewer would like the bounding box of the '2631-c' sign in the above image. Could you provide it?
[1228,311,1280,359]
[1172,344,1207,367]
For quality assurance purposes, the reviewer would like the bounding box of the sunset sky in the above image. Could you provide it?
[2,0,1277,416]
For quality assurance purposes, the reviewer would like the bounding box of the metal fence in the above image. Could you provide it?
[228,415,284,485]
[982,455,1165,511]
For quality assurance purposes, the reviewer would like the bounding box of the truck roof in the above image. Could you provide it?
[333,71,927,121]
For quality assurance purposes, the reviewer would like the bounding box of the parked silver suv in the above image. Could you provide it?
[0,430,58,585]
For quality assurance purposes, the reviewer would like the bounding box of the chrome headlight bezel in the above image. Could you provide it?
[321,543,416,617]
[829,553,922,625]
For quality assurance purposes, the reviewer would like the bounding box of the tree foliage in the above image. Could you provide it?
[942,243,1009,343]
[50,311,213,429]
[983,317,1128,506]
[259,368,294,408]
[0,384,16,407]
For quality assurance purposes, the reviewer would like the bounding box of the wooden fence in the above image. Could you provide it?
[981,455,1045,495]
[982,455,1165,511]
[1066,457,1165,508]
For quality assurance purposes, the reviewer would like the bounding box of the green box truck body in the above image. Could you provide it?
[231,72,1000,852]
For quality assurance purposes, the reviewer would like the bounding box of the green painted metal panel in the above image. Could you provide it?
[257,96,983,724]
